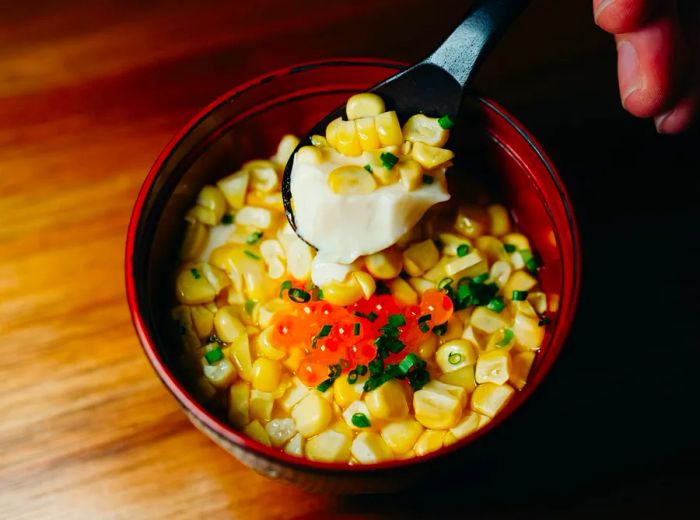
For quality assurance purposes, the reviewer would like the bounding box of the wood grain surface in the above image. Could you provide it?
[0,1,615,518]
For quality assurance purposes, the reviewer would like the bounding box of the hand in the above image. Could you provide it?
[593,0,698,133]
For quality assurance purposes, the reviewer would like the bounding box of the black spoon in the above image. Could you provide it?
[282,0,531,242]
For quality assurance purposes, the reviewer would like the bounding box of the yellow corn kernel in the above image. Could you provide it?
[255,327,286,361]
[439,233,473,257]
[408,277,434,295]
[364,380,409,420]
[296,144,323,164]
[326,117,362,156]
[398,158,424,191]
[402,114,449,147]
[198,262,230,294]
[309,134,328,147]
[327,164,377,195]
[334,376,364,408]
[365,247,403,279]
[189,305,214,338]
[416,333,439,360]
[439,364,477,392]
[477,414,492,431]
[490,260,512,289]
[502,232,531,252]
[510,351,535,390]
[346,93,386,119]
[229,333,254,381]
[277,228,314,281]
[217,170,250,209]
[372,165,400,185]
[265,418,297,447]
[442,316,464,341]
[443,432,458,446]
[374,111,404,146]
[256,299,285,328]
[471,382,514,418]
[403,239,440,277]
[486,327,516,352]
[249,389,275,422]
[284,432,304,456]
[272,134,300,166]
[504,270,538,298]
[197,185,227,223]
[322,276,364,306]
[228,381,250,428]
[389,278,418,306]
[243,420,272,447]
[527,291,548,314]
[235,206,273,229]
[455,205,490,239]
[411,141,454,169]
[180,221,208,261]
[462,325,486,350]
[475,350,512,385]
[203,356,237,389]
[214,306,246,342]
[248,163,279,193]
[283,347,305,372]
[443,251,484,277]
[342,400,373,430]
[259,239,286,280]
[355,116,381,151]
[435,339,477,373]
[353,271,377,300]
[512,308,545,351]
[475,236,509,265]
[449,411,482,440]
[380,419,424,455]
[305,429,352,463]
[251,357,282,392]
[486,204,512,236]
[278,377,311,412]
[470,307,510,334]
[413,380,467,430]
[185,205,217,226]
[351,432,394,464]
[292,392,333,438]
[413,430,446,456]
[176,267,216,304]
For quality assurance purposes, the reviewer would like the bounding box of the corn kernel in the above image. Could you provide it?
[203,357,237,389]
[236,206,273,229]
[259,239,286,280]
[402,114,449,147]
[351,432,394,464]
[403,239,440,276]
[185,205,217,226]
[502,232,531,252]
[292,392,333,438]
[504,270,538,298]
[438,233,473,257]
[372,165,400,185]
[353,271,377,300]
[435,339,477,373]
[346,93,386,119]
[443,432,458,446]
[198,262,230,294]
[380,419,424,455]
[188,305,214,338]
[512,308,545,351]
[527,291,548,314]
[296,145,323,164]
[475,350,512,385]
[408,277,434,295]
[470,307,510,334]
[388,278,418,306]
[310,134,328,147]
[411,142,454,169]
[322,276,364,306]
[416,333,439,360]
[283,346,305,372]
[272,134,300,166]
[510,351,535,390]
[265,418,297,447]
[243,420,272,447]
[443,251,484,277]
[439,364,477,392]
[413,380,466,430]
[365,247,403,279]
[486,204,512,236]
[229,333,254,381]
[327,164,377,195]
[228,381,250,428]
[252,357,282,392]
[342,400,373,430]
[441,316,464,341]
[455,205,490,238]
[284,432,304,457]
[248,164,279,193]
[364,380,409,420]
[197,185,227,223]
[333,376,364,408]
[278,377,311,412]
[475,236,509,264]
[449,411,482,440]
[255,327,286,361]
[398,158,424,191]
[413,430,446,456]
[214,306,246,342]
[217,170,250,209]
[421,257,450,282]
[180,221,209,261]
[326,117,362,156]
[471,382,514,418]
[256,299,285,328]
[490,260,512,289]
[355,116,381,151]
[176,267,216,304]
[305,429,352,463]
[277,229,314,281]
[486,327,516,352]
[374,111,403,146]
[249,389,275,422]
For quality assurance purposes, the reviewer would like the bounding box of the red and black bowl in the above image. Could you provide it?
[125,59,581,493]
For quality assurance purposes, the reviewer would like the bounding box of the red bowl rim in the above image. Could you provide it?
[125,58,581,474]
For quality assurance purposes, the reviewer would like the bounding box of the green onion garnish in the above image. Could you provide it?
[190,268,201,279]
[398,353,423,374]
[457,244,470,257]
[512,290,528,301]
[380,152,399,170]
[519,249,539,273]
[279,280,292,297]
[473,273,489,284]
[221,214,234,225]
[486,296,506,313]
[351,413,371,428]
[432,324,448,336]
[418,314,432,323]
[363,164,373,173]
[353,311,378,322]
[422,174,434,185]
[354,323,361,336]
[356,364,368,376]
[437,277,454,291]
[347,370,359,384]
[504,243,516,253]
[246,231,263,245]
[245,299,256,315]
[316,288,324,300]
[496,328,514,347]
[448,351,463,365]
[387,314,406,327]
[318,324,332,338]
[244,250,260,260]
[316,379,334,393]
[288,287,311,303]
[419,322,430,333]
[204,347,223,365]
[438,114,455,129]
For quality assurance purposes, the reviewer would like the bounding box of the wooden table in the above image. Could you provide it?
[4,1,698,518]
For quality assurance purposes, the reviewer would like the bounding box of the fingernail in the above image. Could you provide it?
[594,0,615,24]
[654,109,674,134]
[617,40,641,108]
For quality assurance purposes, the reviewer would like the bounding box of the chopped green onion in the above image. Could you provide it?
[387,314,406,327]
[328,363,342,379]
[438,114,455,129]
[318,324,332,338]
[486,296,506,313]
[347,370,359,384]
[354,311,378,322]
[437,277,454,291]
[419,321,430,333]
[422,174,434,185]
[512,290,528,301]
[399,353,423,374]
[288,288,311,303]
[351,413,371,428]
[190,268,201,279]
[538,317,551,327]
[432,324,448,336]
[519,249,539,273]
[279,280,292,297]
[354,323,361,336]
[418,314,432,323]
[368,359,384,375]
[356,364,368,376]
[496,329,514,347]
[246,231,263,245]
[473,273,489,284]
[448,352,463,365]
[221,213,234,225]
[504,243,516,253]
[380,152,399,170]
[244,250,260,260]
[316,379,334,393]
[204,347,223,365]
[316,288,324,300]
[363,164,373,173]
[457,244,470,257]
[245,299,256,315]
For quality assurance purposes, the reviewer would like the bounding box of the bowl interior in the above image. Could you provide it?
[128,59,579,471]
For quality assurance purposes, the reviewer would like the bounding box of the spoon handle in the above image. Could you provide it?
[424,0,531,87]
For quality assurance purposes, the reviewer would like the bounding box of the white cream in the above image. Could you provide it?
[290,148,450,286]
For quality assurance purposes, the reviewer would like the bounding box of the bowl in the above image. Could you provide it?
[125,59,580,493]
